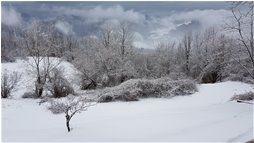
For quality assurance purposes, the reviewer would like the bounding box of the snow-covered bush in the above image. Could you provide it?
[22,92,37,99]
[100,74,122,87]
[169,80,197,96]
[224,74,254,84]
[118,91,140,101]
[1,53,16,63]
[231,92,254,101]
[47,69,74,98]
[1,71,21,98]
[98,95,114,102]
[98,78,197,102]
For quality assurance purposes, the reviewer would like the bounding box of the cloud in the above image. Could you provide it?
[2,6,22,26]
[1,2,231,49]
[100,19,121,29]
[55,5,145,24]
[171,9,230,28]
[148,9,231,42]
[55,21,74,35]
[52,6,231,48]
[133,32,154,49]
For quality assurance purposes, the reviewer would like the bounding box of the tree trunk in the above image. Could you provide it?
[66,120,70,132]
[35,76,44,98]
[38,87,43,97]
[65,115,71,132]
[120,73,125,83]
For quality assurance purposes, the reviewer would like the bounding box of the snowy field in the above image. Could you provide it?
[2,81,254,142]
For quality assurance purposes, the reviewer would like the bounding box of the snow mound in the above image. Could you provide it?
[1,57,81,98]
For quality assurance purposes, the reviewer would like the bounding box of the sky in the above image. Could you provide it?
[1,1,231,48]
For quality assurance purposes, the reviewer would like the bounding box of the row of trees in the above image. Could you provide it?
[1,2,254,98]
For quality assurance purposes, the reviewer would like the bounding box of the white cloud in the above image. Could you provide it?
[171,9,230,28]
[55,5,145,24]
[101,19,121,29]
[2,6,22,26]
[51,6,232,48]
[133,41,154,49]
[148,9,231,42]
[55,21,74,35]
[133,32,154,49]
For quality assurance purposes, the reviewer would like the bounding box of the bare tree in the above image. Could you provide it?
[101,23,114,49]
[62,36,79,62]
[182,32,193,75]
[225,2,254,78]
[154,42,176,77]
[48,95,94,132]
[99,22,120,75]
[24,20,61,97]
[24,20,48,97]
[74,37,100,89]
[1,70,21,98]
[116,22,135,82]
[117,22,133,60]
[95,21,135,86]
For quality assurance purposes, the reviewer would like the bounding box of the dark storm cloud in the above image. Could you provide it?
[1,1,230,48]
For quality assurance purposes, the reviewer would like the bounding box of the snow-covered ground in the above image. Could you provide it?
[2,58,254,142]
[2,81,254,142]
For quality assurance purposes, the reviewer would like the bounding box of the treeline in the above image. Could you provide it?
[1,2,254,92]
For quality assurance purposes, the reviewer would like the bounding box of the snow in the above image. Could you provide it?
[1,57,81,98]
[2,81,254,142]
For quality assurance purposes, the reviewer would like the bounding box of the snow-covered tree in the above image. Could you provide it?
[73,36,100,89]
[154,42,176,77]
[182,32,193,75]
[225,2,254,78]
[96,21,136,86]
[48,95,94,132]
[24,20,61,97]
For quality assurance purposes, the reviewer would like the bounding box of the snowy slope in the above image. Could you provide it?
[1,57,81,98]
[2,81,254,142]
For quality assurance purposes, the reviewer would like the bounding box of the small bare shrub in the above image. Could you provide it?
[48,95,94,132]
[231,92,254,101]
[1,71,21,98]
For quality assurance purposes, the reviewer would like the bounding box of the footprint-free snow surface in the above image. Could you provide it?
[2,81,254,142]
